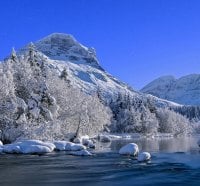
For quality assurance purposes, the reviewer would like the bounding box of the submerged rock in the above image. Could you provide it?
[119,143,139,156]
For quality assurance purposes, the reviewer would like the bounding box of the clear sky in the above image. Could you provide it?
[0,0,200,89]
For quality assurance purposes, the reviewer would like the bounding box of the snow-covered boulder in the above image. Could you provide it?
[119,143,139,156]
[54,141,72,151]
[54,141,86,151]
[73,136,95,148]
[3,144,21,154]
[65,142,75,151]
[21,145,52,154]
[99,134,111,143]
[17,140,56,151]
[71,144,86,151]
[0,140,3,146]
[138,152,151,162]
[69,149,92,156]
[0,147,3,154]
[3,140,55,154]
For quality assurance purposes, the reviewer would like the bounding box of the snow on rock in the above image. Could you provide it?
[99,134,111,143]
[138,152,151,162]
[20,145,52,154]
[0,141,3,146]
[16,140,56,151]
[3,140,55,154]
[69,149,92,156]
[73,135,95,148]
[0,147,3,154]
[119,143,139,156]
[54,141,86,151]
[54,141,72,151]
[71,144,86,151]
[3,144,21,154]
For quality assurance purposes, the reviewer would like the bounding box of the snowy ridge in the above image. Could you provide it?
[141,74,200,105]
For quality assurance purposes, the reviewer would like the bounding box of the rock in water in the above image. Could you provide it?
[3,140,55,154]
[119,143,139,156]
[137,152,151,162]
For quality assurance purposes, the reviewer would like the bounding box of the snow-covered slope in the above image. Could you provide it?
[19,33,136,99]
[20,33,180,107]
[141,74,200,105]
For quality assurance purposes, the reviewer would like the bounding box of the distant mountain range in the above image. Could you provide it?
[141,74,200,106]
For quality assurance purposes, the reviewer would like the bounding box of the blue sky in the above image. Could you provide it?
[0,0,200,89]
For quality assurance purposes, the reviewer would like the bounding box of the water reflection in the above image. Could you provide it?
[108,135,200,153]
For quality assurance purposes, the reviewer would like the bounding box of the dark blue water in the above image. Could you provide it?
[0,136,200,186]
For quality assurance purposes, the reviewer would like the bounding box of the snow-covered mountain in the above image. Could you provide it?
[0,33,192,142]
[19,33,180,107]
[141,74,200,105]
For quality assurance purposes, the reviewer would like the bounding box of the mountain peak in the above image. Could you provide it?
[36,33,78,47]
[19,33,99,66]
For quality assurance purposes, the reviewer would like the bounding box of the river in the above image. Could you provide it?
[0,135,200,186]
